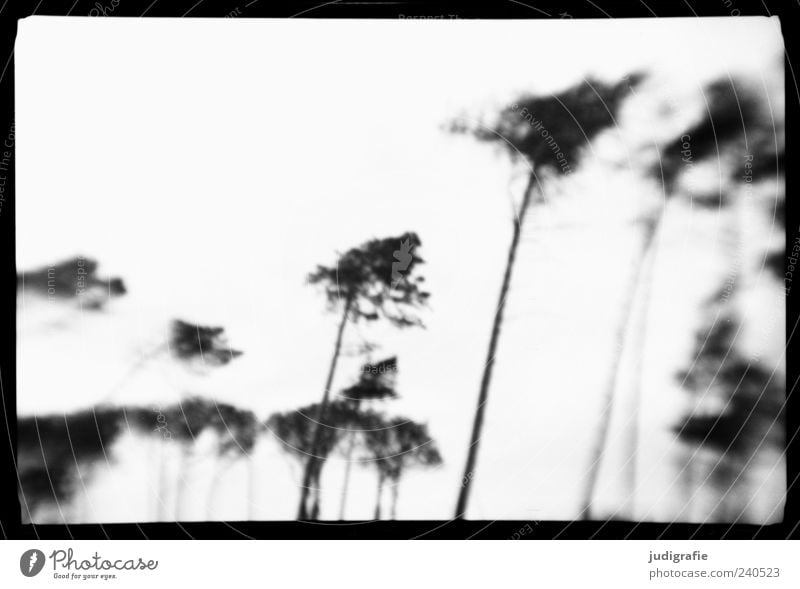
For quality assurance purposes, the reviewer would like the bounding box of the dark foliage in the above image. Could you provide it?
[674,314,784,487]
[654,78,784,200]
[307,233,430,327]
[169,319,243,366]
[17,256,126,309]
[341,356,398,403]
[363,416,443,482]
[451,74,644,172]
[17,406,145,511]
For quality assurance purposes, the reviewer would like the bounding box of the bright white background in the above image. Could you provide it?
[15,17,785,522]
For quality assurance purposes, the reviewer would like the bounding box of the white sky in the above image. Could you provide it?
[15,17,785,522]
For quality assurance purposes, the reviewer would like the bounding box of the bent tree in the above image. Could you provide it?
[594,78,783,518]
[450,75,643,518]
[298,233,428,519]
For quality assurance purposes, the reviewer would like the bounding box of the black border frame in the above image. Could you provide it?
[0,0,796,540]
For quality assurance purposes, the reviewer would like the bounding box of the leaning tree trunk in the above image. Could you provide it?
[390,478,400,520]
[618,221,661,518]
[455,173,538,519]
[579,214,661,519]
[338,432,358,520]
[298,296,353,519]
[310,464,323,520]
[337,398,362,520]
[157,438,172,521]
[374,473,385,519]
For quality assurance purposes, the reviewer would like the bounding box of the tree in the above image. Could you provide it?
[152,397,256,521]
[298,234,429,519]
[270,400,363,519]
[17,256,126,310]
[363,416,442,519]
[449,75,643,518]
[17,406,138,523]
[591,78,785,519]
[337,356,398,519]
[205,404,261,519]
[673,305,783,522]
[101,318,243,405]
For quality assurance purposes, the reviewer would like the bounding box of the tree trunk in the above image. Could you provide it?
[247,456,256,520]
[579,214,661,519]
[298,296,353,519]
[310,467,322,520]
[374,473,384,519]
[619,221,661,518]
[455,172,538,519]
[338,432,357,520]
[390,479,400,520]
[157,439,171,521]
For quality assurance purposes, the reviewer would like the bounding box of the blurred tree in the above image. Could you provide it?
[299,235,429,519]
[673,310,783,522]
[449,75,643,518]
[204,403,261,519]
[337,356,398,519]
[599,77,785,519]
[269,400,362,519]
[17,256,126,310]
[17,406,150,523]
[362,416,442,519]
[101,318,243,405]
[160,397,257,520]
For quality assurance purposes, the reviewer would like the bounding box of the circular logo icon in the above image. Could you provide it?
[20,549,46,577]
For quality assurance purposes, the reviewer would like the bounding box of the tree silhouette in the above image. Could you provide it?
[593,77,785,518]
[449,75,643,518]
[17,256,126,310]
[169,319,244,367]
[17,406,151,522]
[204,403,261,519]
[100,318,243,406]
[673,309,783,522]
[337,356,398,519]
[363,416,442,519]
[270,400,363,519]
[298,234,429,519]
